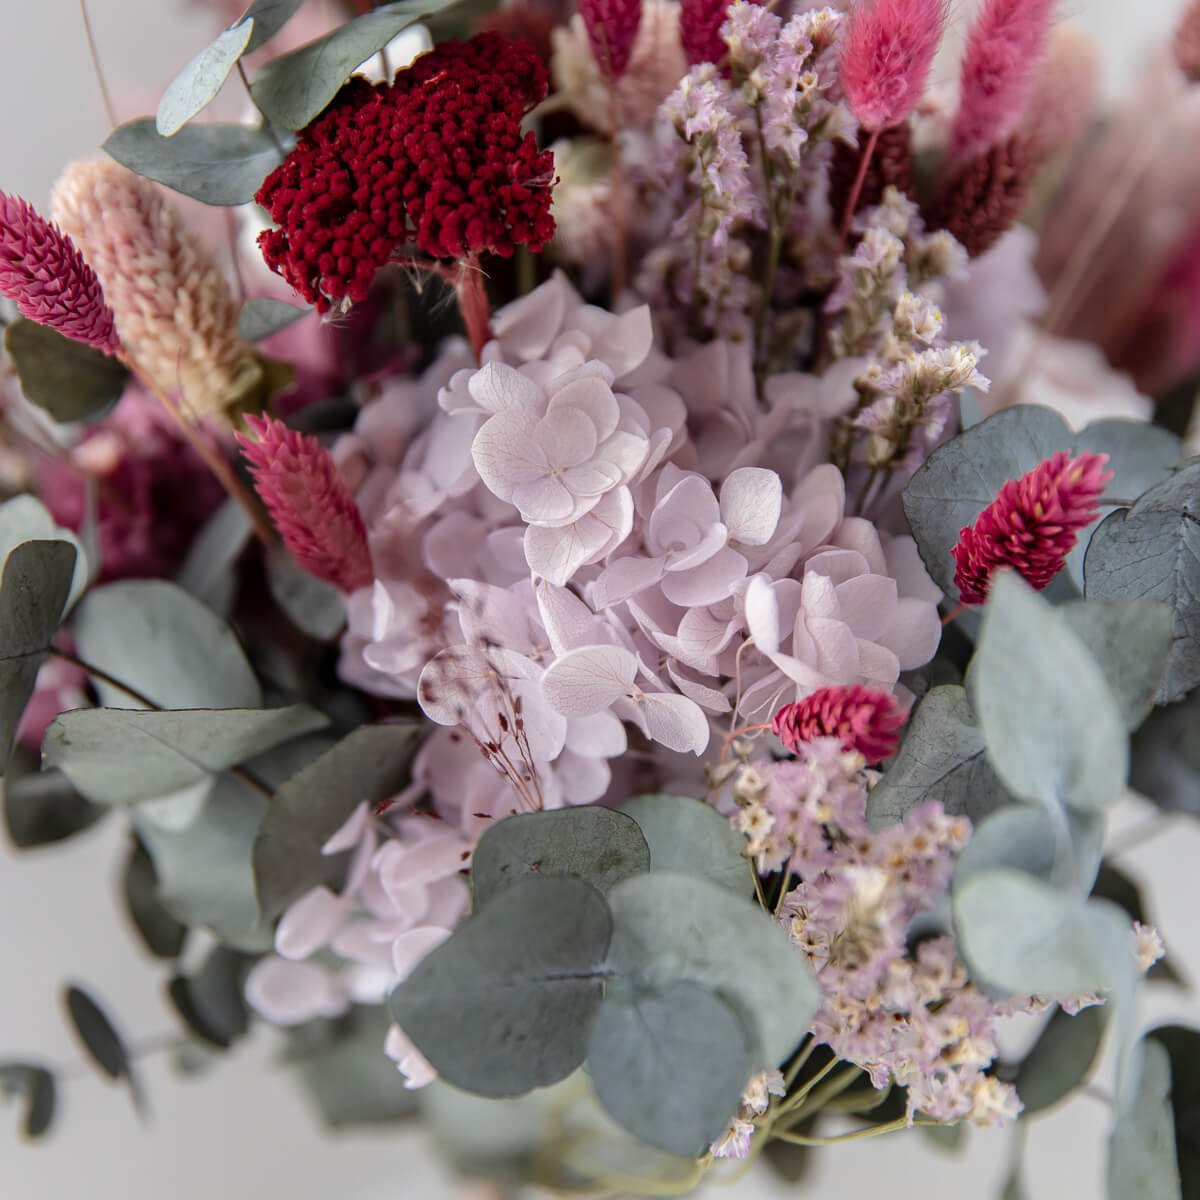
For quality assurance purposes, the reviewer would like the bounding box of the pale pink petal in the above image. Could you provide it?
[665,523,730,571]
[548,375,621,440]
[245,958,348,1026]
[807,615,862,679]
[804,548,871,587]
[636,692,711,754]
[856,640,902,689]
[581,304,654,378]
[524,487,633,585]
[392,926,453,981]
[744,575,781,655]
[885,535,944,603]
[881,597,943,668]
[835,516,888,575]
[667,662,732,713]
[275,886,350,960]
[385,1024,438,1088]
[594,428,650,480]
[491,275,572,359]
[536,582,608,656]
[564,709,629,757]
[592,553,668,608]
[322,802,369,854]
[535,405,599,468]
[511,473,578,524]
[467,360,546,414]
[552,748,612,805]
[471,410,547,499]
[720,468,783,546]
[542,644,637,716]
[662,547,748,607]
[834,575,898,640]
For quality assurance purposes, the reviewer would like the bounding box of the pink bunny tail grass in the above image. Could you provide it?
[952,450,1112,605]
[237,414,374,594]
[772,686,907,765]
[1019,22,1100,160]
[0,190,119,354]
[840,0,949,131]
[949,0,1057,165]
[1176,0,1200,82]
[580,0,643,79]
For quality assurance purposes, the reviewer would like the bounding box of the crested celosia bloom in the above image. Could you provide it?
[51,159,256,420]
[839,0,948,131]
[256,35,557,311]
[771,685,906,764]
[0,190,119,354]
[952,450,1113,605]
[949,0,1056,165]
[238,414,374,593]
[579,0,642,79]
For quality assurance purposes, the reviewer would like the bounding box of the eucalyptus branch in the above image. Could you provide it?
[772,1115,943,1146]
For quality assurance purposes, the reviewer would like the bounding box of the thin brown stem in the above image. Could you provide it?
[455,257,493,363]
[237,60,286,158]
[837,126,880,247]
[79,0,117,130]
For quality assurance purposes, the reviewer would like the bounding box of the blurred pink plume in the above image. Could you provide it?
[951,0,1056,164]
[840,0,948,131]
[580,0,643,78]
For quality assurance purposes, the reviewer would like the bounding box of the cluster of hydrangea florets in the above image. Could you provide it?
[256,34,557,310]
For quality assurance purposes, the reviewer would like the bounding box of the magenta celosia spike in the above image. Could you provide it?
[237,414,374,594]
[0,190,119,355]
[772,686,907,765]
[680,0,739,67]
[580,0,643,79]
[840,0,949,131]
[952,450,1113,605]
[950,0,1056,164]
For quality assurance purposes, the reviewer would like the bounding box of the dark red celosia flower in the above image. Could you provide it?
[680,0,748,66]
[237,414,374,593]
[0,190,120,354]
[952,451,1113,606]
[772,686,907,765]
[255,35,557,312]
[580,0,642,78]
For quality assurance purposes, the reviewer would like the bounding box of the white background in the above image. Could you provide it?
[1,2,1198,1198]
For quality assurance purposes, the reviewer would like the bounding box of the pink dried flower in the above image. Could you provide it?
[952,450,1112,605]
[840,0,949,131]
[950,0,1056,164]
[1175,0,1200,83]
[680,0,743,67]
[237,414,374,593]
[580,0,643,78]
[0,190,119,354]
[1019,23,1100,160]
[772,686,907,765]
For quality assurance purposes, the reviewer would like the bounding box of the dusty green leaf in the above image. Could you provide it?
[1016,1004,1109,1116]
[3,318,127,424]
[1130,690,1200,818]
[1108,1038,1182,1200]
[619,793,750,894]
[167,946,254,1049]
[3,765,105,849]
[174,499,252,617]
[62,984,143,1113]
[156,19,255,136]
[238,297,311,341]
[123,838,187,959]
[265,547,346,640]
[1148,1025,1200,1198]
[0,1063,57,1139]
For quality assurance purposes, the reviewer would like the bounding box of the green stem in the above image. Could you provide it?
[773,1116,944,1146]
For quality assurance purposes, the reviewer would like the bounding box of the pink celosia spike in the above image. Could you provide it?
[237,414,374,594]
[949,0,1057,165]
[951,450,1113,605]
[0,190,119,355]
[680,0,747,67]
[772,686,907,765]
[580,0,643,79]
[1176,0,1200,83]
[840,0,949,131]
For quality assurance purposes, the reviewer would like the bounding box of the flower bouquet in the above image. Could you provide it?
[2,0,1199,1195]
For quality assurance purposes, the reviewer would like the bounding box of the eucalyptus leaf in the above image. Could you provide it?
[104,120,283,206]
[254,722,421,919]
[1148,1025,1200,1197]
[3,318,127,424]
[390,877,612,1097]
[1015,1004,1108,1115]
[44,703,329,811]
[251,0,454,130]
[3,765,105,849]
[1085,462,1200,703]
[606,873,818,1069]
[239,0,308,52]
[472,806,650,907]
[619,793,751,894]
[136,773,272,951]
[0,540,77,773]
[73,580,260,709]
[287,1005,420,1126]
[972,572,1127,813]
[123,839,187,959]
[954,806,1069,889]
[238,297,311,341]
[167,946,254,1049]
[1091,864,1183,986]
[0,1063,56,1139]
[265,548,346,640]
[156,19,255,137]
[0,496,89,608]
[62,984,143,1113]
[1130,690,1200,817]
[587,980,754,1157]
[867,686,1007,828]
[1058,599,1175,730]
[174,499,252,617]
[1108,1038,1182,1200]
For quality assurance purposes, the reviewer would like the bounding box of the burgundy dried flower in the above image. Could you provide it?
[255,35,557,312]
[237,414,373,593]
[580,0,643,79]
[952,450,1113,606]
[828,122,915,220]
[772,686,907,765]
[950,0,1056,165]
[0,190,119,354]
[680,0,741,67]
[840,0,949,131]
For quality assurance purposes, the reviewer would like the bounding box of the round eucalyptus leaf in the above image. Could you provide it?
[390,877,612,1097]
[1148,1025,1200,1195]
[167,946,254,1050]
[588,980,754,1157]
[619,793,751,894]
[62,984,143,1113]
[123,839,187,959]
[265,548,346,640]
[3,318,127,424]
[238,297,311,342]
[1107,1038,1182,1200]
[1015,1004,1108,1116]
[156,19,255,137]
[472,806,650,907]
[3,764,105,850]
[0,1063,57,1139]
[972,572,1127,813]
[238,0,307,52]
[606,873,818,1069]
[0,497,89,607]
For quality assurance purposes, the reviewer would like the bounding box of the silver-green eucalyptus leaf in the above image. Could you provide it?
[239,0,308,52]
[237,297,312,341]
[1107,1038,1182,1200]
[156,19,256,136]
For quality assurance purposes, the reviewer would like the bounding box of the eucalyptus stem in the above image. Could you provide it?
[237,61,287,159]
[773,1116,942,1146]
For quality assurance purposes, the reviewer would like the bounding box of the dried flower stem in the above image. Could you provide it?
[838,127,881,246]
[78,0,117,129]
[456,257,494,362]
[236,60,287,158]
[773,1116,942,1145]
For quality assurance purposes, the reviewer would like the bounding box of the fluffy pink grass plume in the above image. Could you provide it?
[950,0,1056,164]
[580,0,642,78]
[680,0,739,66]
[1175,0,1200,82]
[840,0,948,131]
[772,686,907,765]
[0,190,119,354]
[237,414,373,593]
[952,451,1112,605]
[1019,22,1099,159]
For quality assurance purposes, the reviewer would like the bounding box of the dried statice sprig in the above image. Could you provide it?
[0,190,119,354]
[237,414,374,593]
[50,159,256,421]
[952,450,1112,605]
[949,0,1056,165]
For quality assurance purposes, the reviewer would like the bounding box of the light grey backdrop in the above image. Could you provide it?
[1,2,1197,1198]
